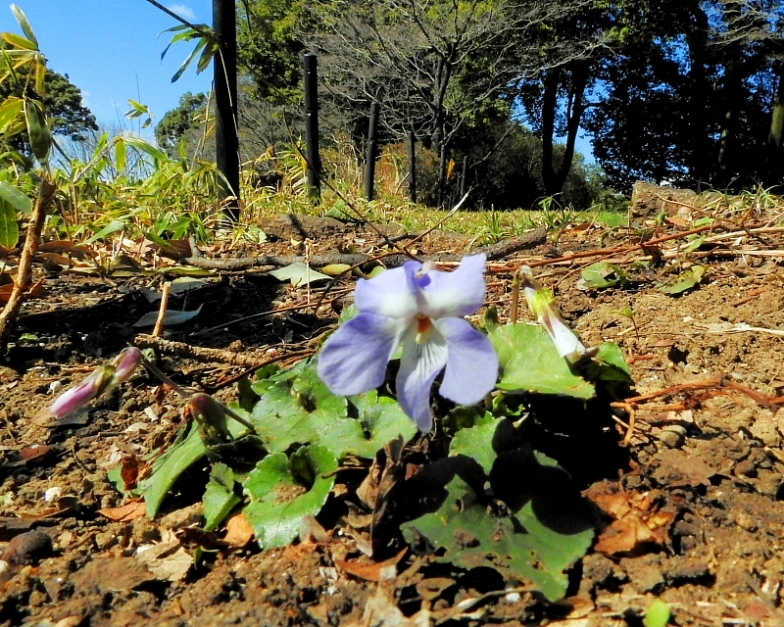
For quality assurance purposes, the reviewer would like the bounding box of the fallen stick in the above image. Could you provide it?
[0,178,57,355]
[181,228,547,271]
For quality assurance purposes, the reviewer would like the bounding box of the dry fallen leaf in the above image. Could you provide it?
[136,530,192,581]
[335,548,407,582]
[97,500,147,523]
[224,511,255,548]
[585,481,675,556]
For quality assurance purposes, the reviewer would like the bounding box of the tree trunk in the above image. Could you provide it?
[540,63,588,198]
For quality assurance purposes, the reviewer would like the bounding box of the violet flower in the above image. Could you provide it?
[317,254,499,432]
[50,347,142,420]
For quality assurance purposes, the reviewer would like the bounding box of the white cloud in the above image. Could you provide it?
[167,4,196,21]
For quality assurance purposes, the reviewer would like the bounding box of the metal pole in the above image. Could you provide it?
[408,131,417,204]
[213,0,240,221]
[364,102,380,200]
[303,53,321,202]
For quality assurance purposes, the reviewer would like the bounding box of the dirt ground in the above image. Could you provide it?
[4,197,784,627]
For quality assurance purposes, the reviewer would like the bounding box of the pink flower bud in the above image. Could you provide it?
[49,347,142,420]
[110,347,142,385]
[49,367,112,420]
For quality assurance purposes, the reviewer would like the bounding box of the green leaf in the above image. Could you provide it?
[595,212,628,228]
[0,181,31,214]
[682,235,705,254]
[1,32,35,51]
[118,136,168,164]
[23,99,50,161]
[0,199,19,248]
[580,261,627,289]
[644,599,671,627]
[195,40,218,74]
[401,474,593,602]
[0,97,24,134]
[268,262,332,286]
[593,342,632,379]
[243,445,337,548]
[249,360,415,459]
[10,5,38,48]
[114,137,127,173]
[171,36,208,82]
[142,424,207,518]
[490,323,594,399]
[348,391,418,458]
[657,265,705,295]
[203,462,241,531]
[449,414,502,476]
[85,219,127,244]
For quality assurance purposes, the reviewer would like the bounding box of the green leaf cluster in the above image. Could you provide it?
[402,416,594,601]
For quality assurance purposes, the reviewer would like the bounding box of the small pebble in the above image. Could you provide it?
[1,530,53,565]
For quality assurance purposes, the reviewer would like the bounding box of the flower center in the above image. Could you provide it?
[415,314,435,344]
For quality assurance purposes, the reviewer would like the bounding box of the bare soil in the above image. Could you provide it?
[4,202,784,627]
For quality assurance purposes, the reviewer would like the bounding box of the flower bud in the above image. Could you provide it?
[49,366,113,420]
[49,347,142,420]
[520,266,587,364]
[110,347,142,385]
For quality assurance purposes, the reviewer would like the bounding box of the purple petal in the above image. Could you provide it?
[355,262,420,319]
[436,317,499,405]
[317,313,403,396]
[50,367,110,420]
[415,254,488,320]
[110,347,142,385]
[396,325,448,432]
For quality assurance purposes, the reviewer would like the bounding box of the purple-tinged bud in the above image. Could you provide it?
[110,347,142,385]
[49,347,142,420]
[49,366,113,420]
[189,393,231,444]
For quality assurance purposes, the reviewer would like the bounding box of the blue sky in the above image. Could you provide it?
[0,1,213,137]
[0,1,596,161]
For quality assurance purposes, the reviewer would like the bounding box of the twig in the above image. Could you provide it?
[152,281,172,337]
[134,333,283,368]
[182,228,547,271]
[0,178,57,355]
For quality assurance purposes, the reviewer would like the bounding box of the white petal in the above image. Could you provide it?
[539,314,587,363]
[396,323,448,432]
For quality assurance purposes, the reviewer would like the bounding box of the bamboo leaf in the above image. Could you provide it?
[23,99,51,161]
[0,198,19,248]
[0,97,24,133]
[0,181,31,214]
[10,5,38,48]
[33,55,45,96]
[196,41,218,74]
[171,37,208,83]
[114,137,127,173]
[0,32,36,51]
[119,136,168,164]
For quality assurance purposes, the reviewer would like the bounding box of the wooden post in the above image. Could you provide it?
[459,159,468,199]
[408,131,417,204]
[303,53,321,202]
[364,102,380,200]
[213,0,240,221]
[437,143,447,208]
